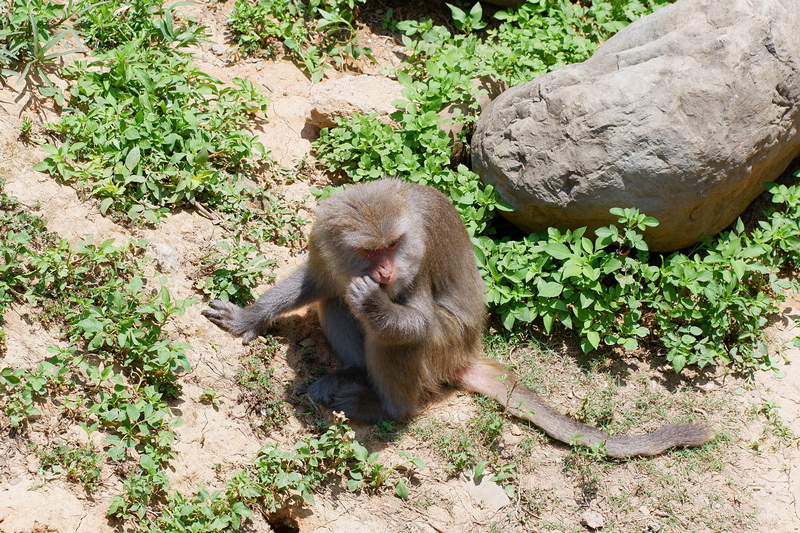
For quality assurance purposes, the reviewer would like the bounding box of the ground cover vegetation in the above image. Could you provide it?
[1,0,798,531]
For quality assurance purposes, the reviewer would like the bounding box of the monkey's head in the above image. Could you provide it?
[311,180,427,293]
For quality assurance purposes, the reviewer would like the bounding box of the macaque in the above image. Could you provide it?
[203,179,712,458]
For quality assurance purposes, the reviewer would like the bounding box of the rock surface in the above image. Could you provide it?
[471,0,800,251]
[307,74,402,129]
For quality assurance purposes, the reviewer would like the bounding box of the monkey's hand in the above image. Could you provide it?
[201,300,265,345]
[346,275,383,314]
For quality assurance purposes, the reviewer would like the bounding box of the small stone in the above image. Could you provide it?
[211,43,225,56]
[454,409,471,422]
[462,473,510,511]
[299,338,316,347]
[639,505,650,515]
[581,509,605,530]
[148,241,181,273]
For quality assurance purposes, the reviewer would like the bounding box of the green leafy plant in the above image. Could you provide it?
[228,0,374,82]
[236,339,292,431]
[34,43,271,225]
[196,236,276,305]
[0,0,85,96]
[35,440,104,492]
[200,387,223,409]
[76,0,206,50]
[142,485,252,533]
[243,414,424,512]
[108,454,170,521]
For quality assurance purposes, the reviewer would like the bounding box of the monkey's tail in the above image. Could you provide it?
[458,358,713,459]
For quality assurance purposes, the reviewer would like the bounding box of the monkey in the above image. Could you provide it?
[202,178,713,459]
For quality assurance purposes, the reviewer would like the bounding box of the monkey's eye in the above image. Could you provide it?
[357,247,378,259]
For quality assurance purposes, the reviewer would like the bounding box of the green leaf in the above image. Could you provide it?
[585,331,600,351]
[536,280,563,298]
[126,404,140,422]
[473,460,487,478]
[125,146,141,171]
[542,243,571,260]
[100,197,114,215]
[395,479,410,500]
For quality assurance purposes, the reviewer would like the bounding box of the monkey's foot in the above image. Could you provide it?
[306,370,389,424]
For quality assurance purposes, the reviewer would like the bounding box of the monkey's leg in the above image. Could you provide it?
[308,298,390,423]
[306,367,391,424]
[318,297,366,368]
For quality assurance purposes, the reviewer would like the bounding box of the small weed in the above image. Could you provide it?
[35,440,103,492]
[751,399,797,448]
[0,0,86,98]
[76,0,206,50]
[108,455,170,521]
[200,387,223,409]
[411,417,485,474]
[196,236,276,305]
[228,0,374,82]
[236,339,292,431]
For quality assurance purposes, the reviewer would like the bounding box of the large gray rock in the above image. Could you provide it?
[471,0,800,251]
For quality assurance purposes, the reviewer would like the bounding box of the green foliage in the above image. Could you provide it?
[108,455,171,521]
[0,192,191,470]
[0,362,69,426]
[240,415,424,511]
[110,417,423,529]
[142,485,252,533]
[76,0,206,50]
[392,0,671,120]
[0,181,59,315]
[476,208,658,352]
[34,43,271,225]
[228,0,374,82]
[236,340,292,431]
[0,0,84,96]
[651,222,786,373]
[197,236,276,305]
[35,440,104,492]
[751,181,800,269]
[90,383,179,462]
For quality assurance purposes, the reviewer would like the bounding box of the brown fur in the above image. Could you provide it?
[203,179,713,458]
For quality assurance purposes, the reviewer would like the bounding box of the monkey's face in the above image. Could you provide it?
[311,179,427,296]
[355,237,401,287]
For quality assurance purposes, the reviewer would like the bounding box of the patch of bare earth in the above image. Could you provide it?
[1,1,799,532]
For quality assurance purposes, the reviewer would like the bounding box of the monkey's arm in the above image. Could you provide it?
[346,276,432,344]
[203,265,325,344]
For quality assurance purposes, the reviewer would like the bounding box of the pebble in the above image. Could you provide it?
[581,509,605,530]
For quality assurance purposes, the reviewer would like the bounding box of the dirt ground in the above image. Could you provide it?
[0,1,799,532]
